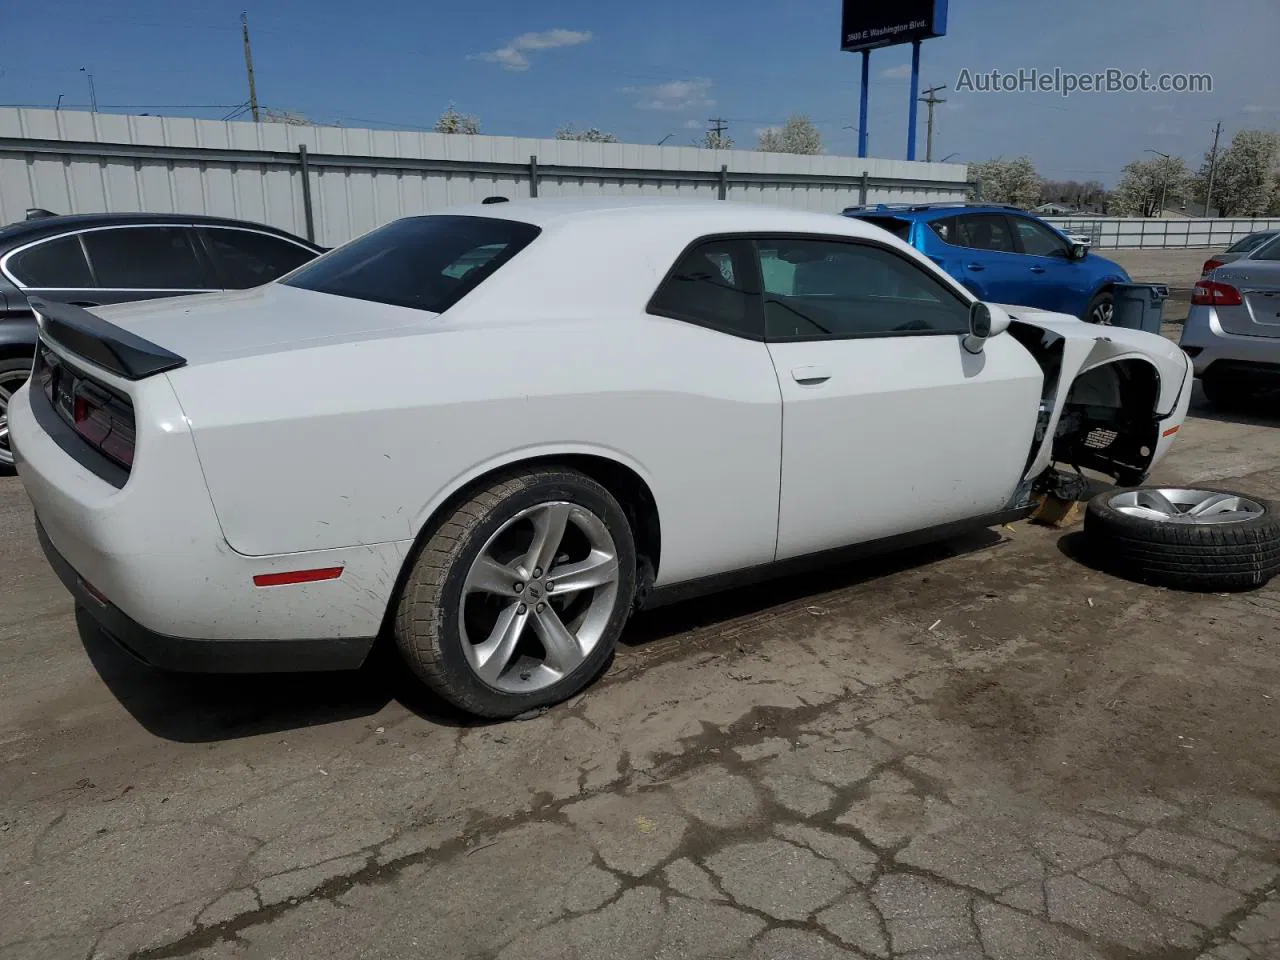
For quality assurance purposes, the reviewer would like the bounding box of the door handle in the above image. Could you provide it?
[966,263,985,272]
[1030,266,1046,274]
[791,365,832,385]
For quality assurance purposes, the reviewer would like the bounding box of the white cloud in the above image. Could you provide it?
[472,28,592,72]
[1243,104,1275,114]
[622,78,714,111]
[683,118,704,129]
[880,64,911,80]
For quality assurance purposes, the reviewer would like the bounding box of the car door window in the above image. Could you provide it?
[6,235,93,288]
[1011,217,1068,257]
[928,215,959,244]
[757,237,970,341]
[204,229,316,288]
[954,214,1017,253]
[82,226,209,289]
[648,238,761,339]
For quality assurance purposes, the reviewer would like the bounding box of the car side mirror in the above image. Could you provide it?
[964,301,1011,354]
[1069,243,1089,261]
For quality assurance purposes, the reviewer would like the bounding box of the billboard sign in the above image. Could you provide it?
[840,0,949,52]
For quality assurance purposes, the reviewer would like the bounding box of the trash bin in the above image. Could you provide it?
[1111,283,1169,334]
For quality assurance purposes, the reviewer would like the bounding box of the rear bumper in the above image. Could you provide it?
[1180,305,1280,379]
[37,517,374,672]
[10,374,408,655]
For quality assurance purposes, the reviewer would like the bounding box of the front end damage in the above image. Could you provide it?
[1003,312,1194,507]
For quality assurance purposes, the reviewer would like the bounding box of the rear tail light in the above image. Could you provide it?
[36,346,136,469]
[71,383,135,467]
[1201,258,1225,275]
[1191,280,1243,307]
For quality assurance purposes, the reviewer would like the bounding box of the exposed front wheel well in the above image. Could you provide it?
[1052,358,1161,481]
[381,454,662,634]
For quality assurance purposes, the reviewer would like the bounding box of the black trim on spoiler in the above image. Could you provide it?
[28,297,186,381]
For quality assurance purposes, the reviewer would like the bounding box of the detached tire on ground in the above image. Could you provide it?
[394,467,637,718]
[1084,487,1280,592]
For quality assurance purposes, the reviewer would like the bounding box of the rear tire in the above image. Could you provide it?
[394,467,637,718]
[1083,486,1280,592]
[1083,290,1114,325]
[0,355,34,474]
[1199,371,1252,411]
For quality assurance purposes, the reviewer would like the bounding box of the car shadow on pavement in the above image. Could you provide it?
[74,608,475,743]
[74,529,1009,742]
[622,529,1005,649]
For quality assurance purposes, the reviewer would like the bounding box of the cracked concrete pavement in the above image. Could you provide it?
[3,388,1280,960]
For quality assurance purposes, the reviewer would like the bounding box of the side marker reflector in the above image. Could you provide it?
[1162,425,1181,438]
[253,566,344,587]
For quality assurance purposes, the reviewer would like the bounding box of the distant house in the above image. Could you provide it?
[1033,202,1078,216]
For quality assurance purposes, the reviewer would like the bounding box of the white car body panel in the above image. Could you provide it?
[10,197,1194,655]
[767,334,1042,559]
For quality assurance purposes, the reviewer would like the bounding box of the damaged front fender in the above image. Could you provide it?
[1000,308,1193,485]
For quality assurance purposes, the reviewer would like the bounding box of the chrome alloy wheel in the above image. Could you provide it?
[0,367,30,468]
[1110,488,1265,525]
[459,501,620,693]
[1090,299,1114,325]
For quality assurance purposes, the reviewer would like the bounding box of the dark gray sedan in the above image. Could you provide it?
[0,210,322,470]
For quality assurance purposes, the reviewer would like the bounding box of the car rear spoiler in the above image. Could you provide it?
[29,297,186,381]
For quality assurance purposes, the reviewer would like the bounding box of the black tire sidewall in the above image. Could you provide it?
[1086,486,1280,543]
[0,355,34,473]
[1084,486,1280,590]
[430,472,636,717]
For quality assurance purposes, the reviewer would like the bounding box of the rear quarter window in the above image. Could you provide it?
[283,215,540,312]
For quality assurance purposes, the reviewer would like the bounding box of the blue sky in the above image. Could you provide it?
[3,0,1276,185]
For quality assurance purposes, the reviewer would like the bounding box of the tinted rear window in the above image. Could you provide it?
[283,215,540,312]
[854,216,912,241]
[1227,233,1273,253]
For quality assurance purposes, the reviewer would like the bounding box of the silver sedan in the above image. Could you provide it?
[1181,234,1280,407]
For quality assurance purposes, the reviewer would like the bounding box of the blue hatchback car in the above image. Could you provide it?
[842,203,1130,324]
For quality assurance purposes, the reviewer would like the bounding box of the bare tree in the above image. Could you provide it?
[1191,130,1280,217]
[968,157,1042,208]
[1111,156,1191,217]
[556,125,619,143]
[434,106,480,135]
[757,115,822,155]
[261,108,309,125]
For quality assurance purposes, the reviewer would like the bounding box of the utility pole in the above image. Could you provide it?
[705,117,729,149]
[1204,121,1222,217]
[917,84,947,162]
[241,12,260,122]
[1145,149,1173,217]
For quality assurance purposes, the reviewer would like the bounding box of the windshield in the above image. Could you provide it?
[283,215,540,312]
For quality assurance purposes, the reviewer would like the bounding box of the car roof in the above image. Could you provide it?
[0,212,318,248]
[430,196,895,240]
[844,203,1032,222]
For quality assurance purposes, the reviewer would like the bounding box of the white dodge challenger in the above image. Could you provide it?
[9,198,1192,717]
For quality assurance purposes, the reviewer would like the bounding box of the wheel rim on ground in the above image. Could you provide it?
[1110,488,1265,525]
[1091,299,1114,325]
[0,368,30,467]
[459,500,620,693]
